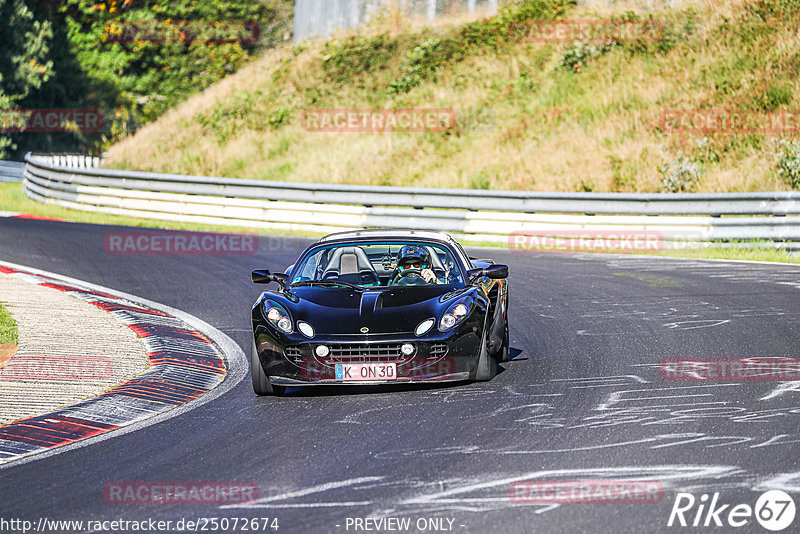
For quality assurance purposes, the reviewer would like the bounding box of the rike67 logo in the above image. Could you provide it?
[668,490,796,531]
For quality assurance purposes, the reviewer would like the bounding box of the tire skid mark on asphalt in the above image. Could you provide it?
[755,472,800,492]
[386,465,745,515]
[372,434,711,460]
[762,382,800,401]
[331,370,800,460]
[568,296,798,334]
[0,264,227,465]
[598,256,800,283]
[221,476,384,509]
[340,465,750,516]
[663,319,731,329]
[552,375,650,386]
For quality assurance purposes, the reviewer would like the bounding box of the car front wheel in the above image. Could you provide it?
[498,320,510,363]
[473,324,497,382]
[251,340,285,396]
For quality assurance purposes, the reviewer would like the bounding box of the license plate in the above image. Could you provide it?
[335,363,397,381]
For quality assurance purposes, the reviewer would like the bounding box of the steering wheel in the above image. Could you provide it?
[391,268,423,285]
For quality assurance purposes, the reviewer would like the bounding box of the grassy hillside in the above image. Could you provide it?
[106,0,800,193]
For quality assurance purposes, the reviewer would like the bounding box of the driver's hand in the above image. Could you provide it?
[421,268,439,284]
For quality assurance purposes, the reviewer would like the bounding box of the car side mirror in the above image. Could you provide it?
[468,265,509,283]
[252,269,289,289]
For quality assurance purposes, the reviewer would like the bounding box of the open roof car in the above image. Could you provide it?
[250,230,509,395]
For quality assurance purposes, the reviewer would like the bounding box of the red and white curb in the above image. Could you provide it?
[0,212,65,221]
[0,261,246,467]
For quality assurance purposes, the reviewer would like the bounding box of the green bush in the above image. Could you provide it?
[756,82,793,111]
[774,139,800,189]
[322,34,398,84]
[614,11,697,58]
[747,0,800,20]
[560,42,614,73]
[389,37,464,94]
[469,169,492,189]
[659,156,702,192]
[500,0,577,24]
[608,155,638,191]
[268,106,291,130]
[388,0,575,94]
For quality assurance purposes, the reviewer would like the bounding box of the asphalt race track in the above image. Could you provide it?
[2,217,800,533]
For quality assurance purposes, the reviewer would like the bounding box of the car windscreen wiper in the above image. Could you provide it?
[290,280,366,291]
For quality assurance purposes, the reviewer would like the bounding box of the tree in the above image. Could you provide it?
[1,0,294,158]
[0,0,54,158]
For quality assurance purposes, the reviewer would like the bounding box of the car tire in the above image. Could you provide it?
[251,340,285,396]
[474,326,497,382]
[498,320,510,363]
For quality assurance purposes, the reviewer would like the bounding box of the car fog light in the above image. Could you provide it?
[298,321,315,338]
[415,318,435,336]
[315,345,330,358]
[401,343,415,356]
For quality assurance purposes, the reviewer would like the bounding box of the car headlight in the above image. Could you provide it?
[439,301,471,331]
[415,318,435,336]
[297,321,315,338]
[264,301,293,334]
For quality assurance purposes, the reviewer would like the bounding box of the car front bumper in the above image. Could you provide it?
[253,323,483,385]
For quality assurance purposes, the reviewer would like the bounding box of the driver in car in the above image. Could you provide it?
[392,245,442,285]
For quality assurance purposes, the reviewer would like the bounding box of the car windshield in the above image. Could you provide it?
[290,241,466,288]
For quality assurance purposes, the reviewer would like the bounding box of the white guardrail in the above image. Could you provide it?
[0,161,24,183]
[21,153,800,249]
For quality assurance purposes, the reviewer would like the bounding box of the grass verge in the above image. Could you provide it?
[0,301,18,346]
[657,245,800,264]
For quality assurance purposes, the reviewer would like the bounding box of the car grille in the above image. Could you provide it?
[430,343,448,357]
[325,343,405,364]
[286,343,448,366]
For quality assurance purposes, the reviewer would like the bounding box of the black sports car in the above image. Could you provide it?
[250,230,509,395]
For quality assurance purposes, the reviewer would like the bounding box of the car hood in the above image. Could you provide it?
[275,285,472,336]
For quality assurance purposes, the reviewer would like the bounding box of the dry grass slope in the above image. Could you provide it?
[106,0,800,193]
